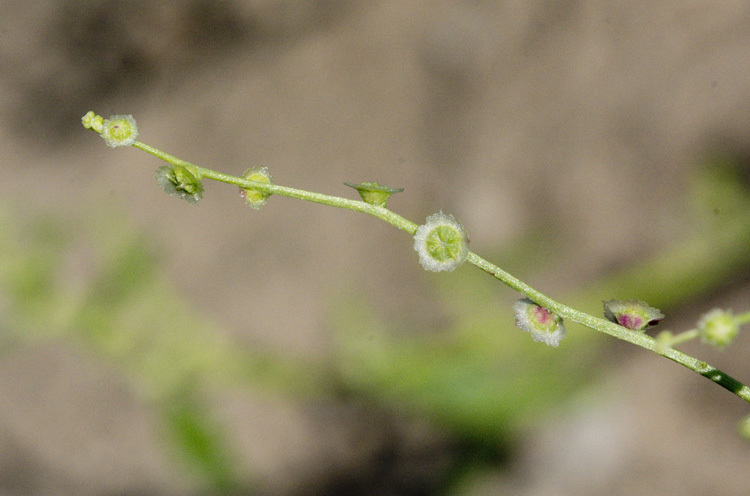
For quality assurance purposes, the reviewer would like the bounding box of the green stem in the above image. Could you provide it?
[660,329,701,348]
[466,252,750,403]
[131,139,750,406]
[132,141,418,234]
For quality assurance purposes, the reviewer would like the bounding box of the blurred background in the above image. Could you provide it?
[1,1,750,494]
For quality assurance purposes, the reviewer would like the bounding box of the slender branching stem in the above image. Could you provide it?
[133,141,419,234]
[126,136,750,406]
[466,253,750,402]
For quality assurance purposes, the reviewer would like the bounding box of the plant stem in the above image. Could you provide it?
[131,139,750,406]
[133,141,418,234]
[660,329,701,348]
[466,252,750,403]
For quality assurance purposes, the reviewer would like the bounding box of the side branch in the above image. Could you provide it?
[467,252,750,406]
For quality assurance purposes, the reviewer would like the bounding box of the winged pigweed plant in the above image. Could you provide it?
[83,111,750,432]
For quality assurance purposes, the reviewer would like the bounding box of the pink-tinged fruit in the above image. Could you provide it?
[603,299,664,331]
[513,298,566,347]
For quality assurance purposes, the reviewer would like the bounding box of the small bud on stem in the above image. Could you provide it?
[413,212,469,272]
[603,299,664,331]
[239,167,273,209]
[513,298,567,347]
[101,115,139,148]
[156,165,204,204]
[698,309,739,349]
[344,182,404,208]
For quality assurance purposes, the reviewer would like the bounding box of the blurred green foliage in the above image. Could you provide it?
[0,161,748,492]
[0,202,324,492]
